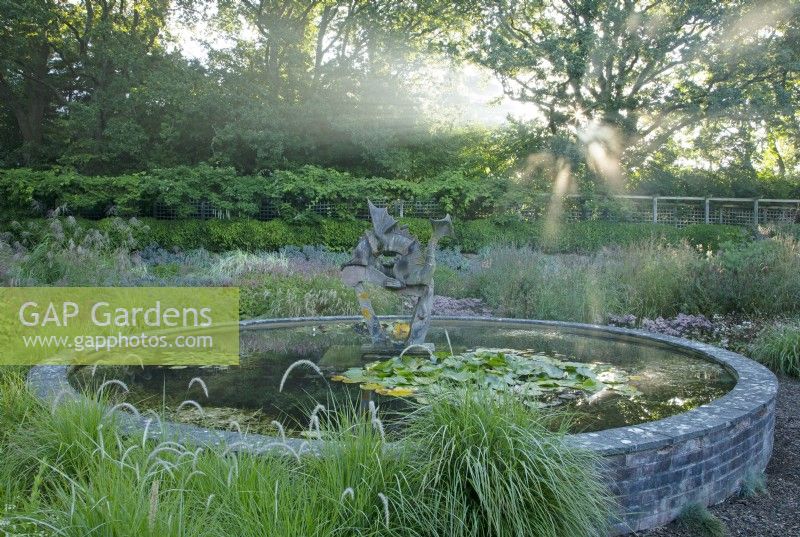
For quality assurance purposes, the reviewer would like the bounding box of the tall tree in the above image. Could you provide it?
[0,0,64,162]
[207,0,461,173]
[0,0,173,168]
[458,0,797,168]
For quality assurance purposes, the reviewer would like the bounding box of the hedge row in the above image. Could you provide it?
[58,218,752,254]
[0,165,501,220]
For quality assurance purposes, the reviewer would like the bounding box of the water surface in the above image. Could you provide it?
[70,319,736,436]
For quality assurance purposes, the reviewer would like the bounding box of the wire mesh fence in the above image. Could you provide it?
[152,201,231,220]
[146,195,800,226]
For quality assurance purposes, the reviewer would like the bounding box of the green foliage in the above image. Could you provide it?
[267,167,408,220]
[0,0,174,168]
[762,223,800,241]
[0,380,113,504]
[203,220,303,252]
[630,165,800,199]
[0,165,500,221]
[0,216,398,318]
[3,217,147,285]
[0,372,613,537]
[7,215,799,324]
[750,321,800,378]
[739,471,768,498]
[460,0,800,184]
[456,243,710,322]
[602,242,713,319]
[680,225,753,252]
[238,275,403,319]
[535,222,682,253]
[132,218,372,252]
[0,167,792,245]
[4,167,790,236]
[402,389,613,537]
[432,264,471,297]
[675,503,729,537]
[87,218,754,254]
[463,247,613,322]
[451,237,799,322]
[0,369,35,450]
[456,220,747,254]
[0,166,268,219]
[710,238,800,315]
[2,0,799,204]
[333,348,639,405]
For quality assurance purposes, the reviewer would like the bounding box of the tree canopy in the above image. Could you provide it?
[1,0,799,197]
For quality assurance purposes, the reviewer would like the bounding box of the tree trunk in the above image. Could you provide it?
[772,138,786,176]
[0,39,50,163]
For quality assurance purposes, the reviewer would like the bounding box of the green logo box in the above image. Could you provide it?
[0,287,240,366]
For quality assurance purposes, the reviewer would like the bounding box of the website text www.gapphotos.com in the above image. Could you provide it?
[21,331,215,352]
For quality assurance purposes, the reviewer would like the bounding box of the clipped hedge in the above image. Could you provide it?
[0,165,500,221]
[26,218,753,254]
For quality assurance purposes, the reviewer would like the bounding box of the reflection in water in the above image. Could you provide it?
[70,320,735,436]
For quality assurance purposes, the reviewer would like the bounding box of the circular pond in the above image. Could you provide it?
[31,316,776,535]
[69,317,735,436]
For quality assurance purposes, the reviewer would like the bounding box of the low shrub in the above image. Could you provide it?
[3,217,148,285]
[460,243,708,322]
[750,321,800,377]
[709,237,800,315]
[402,389,613,537]
[464,247,611,322]
[739,471,768,498]
[127,218,304,251]
[681,224,753,251]
[454,219,687,253]
[538,221,683,253]
[600,242,711,318]
[675,503,728,537]
[238,274,404,319]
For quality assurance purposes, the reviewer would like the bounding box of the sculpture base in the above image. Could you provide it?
[360,342,435,359]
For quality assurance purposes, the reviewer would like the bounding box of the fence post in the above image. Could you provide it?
[705,198,710,224]
[753,199,759,225]
[652,197,658,223]
[398,200,404,218]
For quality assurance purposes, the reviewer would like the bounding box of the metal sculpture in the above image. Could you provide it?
[341,200,453,350]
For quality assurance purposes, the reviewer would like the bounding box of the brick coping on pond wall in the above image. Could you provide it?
[27,316,778,536]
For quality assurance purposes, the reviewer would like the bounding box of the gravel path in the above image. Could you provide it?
[643,376,800,537]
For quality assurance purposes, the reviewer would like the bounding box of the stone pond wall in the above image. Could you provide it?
[565,328,778,535]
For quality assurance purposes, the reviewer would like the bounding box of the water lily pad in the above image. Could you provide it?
[330,347,640,408]
[376,386,415,397]
[337,368,369,383]
[442,370,473,382]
